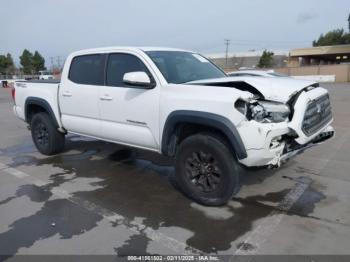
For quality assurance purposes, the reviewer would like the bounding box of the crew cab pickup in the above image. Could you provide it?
[13,47,334,206]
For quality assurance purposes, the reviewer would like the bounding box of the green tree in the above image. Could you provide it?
[20,49,34,74]
[257,50,274,68]
[0,53,15,75]
[32,51,46,73]
[5,53,15,74]
[0,55,7,74]
[313,28,350,46]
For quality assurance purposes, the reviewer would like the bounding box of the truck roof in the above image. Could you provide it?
[71,46,193,56]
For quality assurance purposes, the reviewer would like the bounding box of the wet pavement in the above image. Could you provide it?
[0,84,349,257]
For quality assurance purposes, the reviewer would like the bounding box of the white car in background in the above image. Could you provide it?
[228,70,336,83]
[228,69,289,78]
[38,71,54,80]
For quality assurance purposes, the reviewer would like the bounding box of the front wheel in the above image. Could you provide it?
[30,112,65,155]
[175,133,240,206]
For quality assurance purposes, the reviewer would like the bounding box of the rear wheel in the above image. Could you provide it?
[30,112,65,155]
[175,133,240,206]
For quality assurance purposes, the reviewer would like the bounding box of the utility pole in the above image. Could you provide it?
[224,39,230,66]
[56,56,61,70]
[50,57,54,71]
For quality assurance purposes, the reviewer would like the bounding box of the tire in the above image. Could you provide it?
[175,133,240,206]
[30,112,65,155]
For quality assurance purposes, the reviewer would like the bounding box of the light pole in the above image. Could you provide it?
[224,39,230,67]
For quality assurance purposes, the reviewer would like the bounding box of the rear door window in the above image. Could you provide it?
[69,54,104,85]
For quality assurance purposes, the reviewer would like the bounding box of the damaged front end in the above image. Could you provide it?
[188,76,335,168]
[236,85,335,168]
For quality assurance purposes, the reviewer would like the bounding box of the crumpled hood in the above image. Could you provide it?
[187,76,318,103]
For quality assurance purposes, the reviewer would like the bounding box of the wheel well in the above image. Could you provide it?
[26,104,48,123]
[25,98,60,129]
[162,111,247,159]
[170,123,236,158]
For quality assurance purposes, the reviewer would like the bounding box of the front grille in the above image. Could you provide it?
[302,94,332,136]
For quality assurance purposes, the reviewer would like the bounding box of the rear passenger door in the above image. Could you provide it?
[59,54,105,137]
[99,52,160,150]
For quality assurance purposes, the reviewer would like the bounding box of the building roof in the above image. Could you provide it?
[290,44,350,57]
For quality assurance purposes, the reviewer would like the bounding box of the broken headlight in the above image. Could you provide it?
[249,101,290,123]
[235,99,290,123]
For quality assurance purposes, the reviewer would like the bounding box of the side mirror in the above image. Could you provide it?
[123,71,154,88]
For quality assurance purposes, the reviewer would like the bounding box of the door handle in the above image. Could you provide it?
[100,95,113,101]
[62,91,72,97]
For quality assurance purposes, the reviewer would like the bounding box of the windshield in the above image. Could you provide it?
[146,51,226,84]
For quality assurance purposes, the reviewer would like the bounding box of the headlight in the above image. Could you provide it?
[249,101,290,123]
[235,99,290,123]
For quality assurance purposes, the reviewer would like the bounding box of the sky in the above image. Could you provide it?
[1,0,349,67]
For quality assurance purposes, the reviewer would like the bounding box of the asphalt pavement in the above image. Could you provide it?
[0,84,349,259]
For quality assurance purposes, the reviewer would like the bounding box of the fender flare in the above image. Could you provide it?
[161,110,247,159]
[25,97,59,128]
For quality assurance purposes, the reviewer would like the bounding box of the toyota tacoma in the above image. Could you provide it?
[12,47,334,205]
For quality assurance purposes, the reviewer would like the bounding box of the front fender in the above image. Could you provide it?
[161,110,247,159]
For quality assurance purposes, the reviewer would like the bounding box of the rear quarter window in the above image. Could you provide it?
[68,54,104,85]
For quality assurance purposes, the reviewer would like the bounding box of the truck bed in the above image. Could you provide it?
[13,80,62,128]
[16,80,60,84]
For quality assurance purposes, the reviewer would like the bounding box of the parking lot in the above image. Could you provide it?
[0,83,349,258]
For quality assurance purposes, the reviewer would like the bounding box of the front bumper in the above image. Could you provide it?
[239,125,334,167]
[279,125,334,164]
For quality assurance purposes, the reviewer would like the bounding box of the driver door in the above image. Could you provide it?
[99,52,160,150]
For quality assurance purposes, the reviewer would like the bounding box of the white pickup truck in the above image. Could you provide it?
[13,47,334,205]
